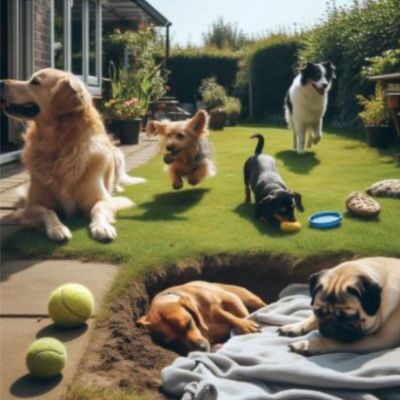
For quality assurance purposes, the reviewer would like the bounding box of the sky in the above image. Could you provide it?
[150,0,352,47]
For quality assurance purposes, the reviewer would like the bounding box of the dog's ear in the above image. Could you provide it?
[309,270,326,304]
[347,275,382,316]
[136,314,152,329]
[292,192,304,212]
[188,110,209,136]
[51,77,87,116]
[179,295,209,331]
[300,63,313,85]
[323,61,336,79]
[146,120,168,136]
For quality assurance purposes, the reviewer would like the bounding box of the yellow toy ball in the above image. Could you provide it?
[280,221,302,233]
[26,337,67,379]
[48,283,94,328]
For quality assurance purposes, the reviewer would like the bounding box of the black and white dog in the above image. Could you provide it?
[284,62,336,154]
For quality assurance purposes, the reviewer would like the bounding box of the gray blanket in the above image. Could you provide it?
[162,284,400,400]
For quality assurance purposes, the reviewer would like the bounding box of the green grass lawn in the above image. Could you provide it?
[4,125,400,294]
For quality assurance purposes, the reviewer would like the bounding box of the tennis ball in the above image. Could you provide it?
[280,221,302,233]
[26,337,67,378]
[48,283,94,327]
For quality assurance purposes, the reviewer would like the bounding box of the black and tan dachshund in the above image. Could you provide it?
[244,134,304,224]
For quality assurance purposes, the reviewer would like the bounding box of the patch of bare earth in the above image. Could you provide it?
[75,252,356,399]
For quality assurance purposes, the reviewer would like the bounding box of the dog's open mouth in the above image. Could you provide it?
[2,101,40,117]
[312,84,325,96]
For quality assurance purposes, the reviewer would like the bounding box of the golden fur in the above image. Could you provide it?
[0,68,145,241]
[146,110,216,190]
[137,281,265,352]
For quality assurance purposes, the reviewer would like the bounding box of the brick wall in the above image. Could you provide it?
[34,0,51,71]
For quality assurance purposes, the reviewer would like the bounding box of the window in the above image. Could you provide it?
[51,0,102,94]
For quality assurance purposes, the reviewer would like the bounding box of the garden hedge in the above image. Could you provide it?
[167,50,240,103]
[300,0,400,126]
[248,39,302,121]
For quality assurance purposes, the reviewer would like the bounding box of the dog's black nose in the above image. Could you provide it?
[322,83,328,89]
[166,145,174,152]
[194,339,210,352]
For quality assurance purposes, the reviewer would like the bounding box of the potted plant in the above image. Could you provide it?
[104,97,142,145]
[224,96,242,126]
[103,25,168,143]
[199,77,227,130]
[357,86,391,148]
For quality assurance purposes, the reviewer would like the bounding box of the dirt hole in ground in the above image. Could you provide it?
[77,252,355,399]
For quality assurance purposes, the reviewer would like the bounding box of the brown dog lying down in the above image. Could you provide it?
[146,110,216,190]
[137,281,266,352]
[0,68,144,241]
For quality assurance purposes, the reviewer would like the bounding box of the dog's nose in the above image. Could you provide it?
[194,339,210,352]
[166,144,174,152]
[322,83,328,89]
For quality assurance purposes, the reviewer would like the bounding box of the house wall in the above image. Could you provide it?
[34,0,51,70]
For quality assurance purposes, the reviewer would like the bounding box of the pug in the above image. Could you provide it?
[278,257,400,355]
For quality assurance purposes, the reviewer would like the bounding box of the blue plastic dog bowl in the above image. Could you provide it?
[309,211,343,229]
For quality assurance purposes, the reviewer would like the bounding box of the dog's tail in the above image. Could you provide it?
[250,134,265,154]
[110,196,135,212]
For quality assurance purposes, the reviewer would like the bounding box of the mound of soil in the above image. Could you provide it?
[75,252,355,399]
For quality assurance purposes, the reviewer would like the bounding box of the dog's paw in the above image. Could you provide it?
[312,135,321,145]
[90,222,117,241]
[47,224,72,242]
[289,340,316,356]
[172,182,183,190]
[277,323,306,337]
[236,319,261,334]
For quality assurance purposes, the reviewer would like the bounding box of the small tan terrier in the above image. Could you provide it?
[147,110,216,190]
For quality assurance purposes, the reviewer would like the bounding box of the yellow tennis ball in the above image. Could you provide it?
[48,283,94,327]
[280,221,302,233]
[26,337,67,379]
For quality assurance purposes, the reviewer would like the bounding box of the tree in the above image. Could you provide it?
[202,17,249,50]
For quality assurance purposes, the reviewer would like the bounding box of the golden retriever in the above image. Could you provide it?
[137,281,265,353]
[0,68,145,241]
[146,110,216,190]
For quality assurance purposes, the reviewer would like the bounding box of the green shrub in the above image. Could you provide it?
[300,0,400,126]
[243,36,302,121]
[168,49,240,102]
[198,77,227,110]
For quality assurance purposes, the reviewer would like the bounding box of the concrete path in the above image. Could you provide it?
[0,260,118,400]
[0,134,160,399]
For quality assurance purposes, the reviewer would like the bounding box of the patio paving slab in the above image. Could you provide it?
[1,260,118,315]
[1,318,95,400]
[0,260,118,400]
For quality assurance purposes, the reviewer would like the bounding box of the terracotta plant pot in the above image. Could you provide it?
[365,125,392,148]
[209,108,227,131]
[118,118,141,145]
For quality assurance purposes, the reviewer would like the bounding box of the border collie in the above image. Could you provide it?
[284,61,336,154]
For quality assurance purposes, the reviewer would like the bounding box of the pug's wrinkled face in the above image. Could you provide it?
[310,270,382,342]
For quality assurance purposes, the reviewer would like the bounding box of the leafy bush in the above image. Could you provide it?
[202,17,250,50]
[104,25,168,118]
[223,96,242,125]
[357,85,389,126]
[361,49,400,77]
[300,0,400,125]
[199,77,227,110]
[168,49,240,102]
[239,36,302,121]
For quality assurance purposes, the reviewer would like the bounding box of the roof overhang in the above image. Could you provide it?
[102,0,171,27]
